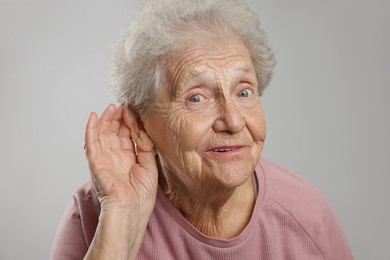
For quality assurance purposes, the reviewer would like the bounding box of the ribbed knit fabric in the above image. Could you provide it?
[51,159,353,259]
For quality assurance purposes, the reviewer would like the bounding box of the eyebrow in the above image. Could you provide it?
[169,69,209,97]
[169,64,255,97]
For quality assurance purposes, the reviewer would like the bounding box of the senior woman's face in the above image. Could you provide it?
[143,35,266,189]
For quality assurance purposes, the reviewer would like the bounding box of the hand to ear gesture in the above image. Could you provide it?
[84,104,158,259]
[85,104,158,209]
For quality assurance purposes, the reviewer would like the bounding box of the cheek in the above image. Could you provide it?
[142,104,171,147]
[245,107,265,168]
[144,102,212,155]
[246,106,266,143]
[166,110,212,153]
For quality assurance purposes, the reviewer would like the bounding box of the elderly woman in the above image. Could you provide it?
[51,0,353,259]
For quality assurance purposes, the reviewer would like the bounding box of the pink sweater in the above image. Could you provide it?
[51,159,353,259]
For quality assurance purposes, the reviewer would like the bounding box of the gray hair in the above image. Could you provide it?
[111,0,276,116]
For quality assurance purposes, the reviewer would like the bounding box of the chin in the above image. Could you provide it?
[206,162,256,189]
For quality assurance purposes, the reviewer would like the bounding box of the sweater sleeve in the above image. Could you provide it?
[50,182,100,260]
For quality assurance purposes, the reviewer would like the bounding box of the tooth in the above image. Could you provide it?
[214,148,233,152]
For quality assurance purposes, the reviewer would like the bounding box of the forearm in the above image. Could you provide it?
[84,208,150,260]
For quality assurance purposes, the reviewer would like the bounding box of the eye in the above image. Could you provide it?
[237,89,253,97]
[188,94,206,103]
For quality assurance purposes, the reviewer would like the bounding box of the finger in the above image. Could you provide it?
[98,104,117,150]
[85,112,100,157]
[109,104,124,149]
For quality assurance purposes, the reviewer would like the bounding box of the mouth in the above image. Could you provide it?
[206,145,246,155]
[212,148,238,152]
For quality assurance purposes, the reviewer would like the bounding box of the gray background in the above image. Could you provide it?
[0,0,389,259]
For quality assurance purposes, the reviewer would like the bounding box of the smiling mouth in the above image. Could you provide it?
[212,148,237,152]
[207,145,245,154]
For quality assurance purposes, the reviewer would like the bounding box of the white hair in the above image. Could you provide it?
[111,0,276,116]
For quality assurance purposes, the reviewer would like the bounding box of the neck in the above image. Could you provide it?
[157,157,257,239]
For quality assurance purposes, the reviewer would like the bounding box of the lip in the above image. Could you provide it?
[205,145,247,156]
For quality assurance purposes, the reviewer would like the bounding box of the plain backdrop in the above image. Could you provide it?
[0,0,389,259]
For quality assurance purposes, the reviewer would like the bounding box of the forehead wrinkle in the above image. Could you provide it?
[178,61,254,97]
[212,63,258,102]
[166,46,252,97]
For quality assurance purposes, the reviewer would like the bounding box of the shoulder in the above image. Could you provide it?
[69,181,101,224]
[67,180,101,234]
[73,181,100,207]
[259,158,331,241]
[51,181,100,259]
[258,158,353,259]
[72,181,100,240]
[259,158,328,213]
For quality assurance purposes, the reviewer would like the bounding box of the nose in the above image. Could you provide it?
[212,100,245,134]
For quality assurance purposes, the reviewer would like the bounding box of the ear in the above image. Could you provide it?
[123,104,155,154]
[123,104,142,136]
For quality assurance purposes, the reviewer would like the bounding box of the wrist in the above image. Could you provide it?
[85,203,154,260]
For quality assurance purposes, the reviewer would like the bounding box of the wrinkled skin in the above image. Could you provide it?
[143,35,266,194]
[142,35,266,237]
[84,105,159,260]
[84,35,267,259]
